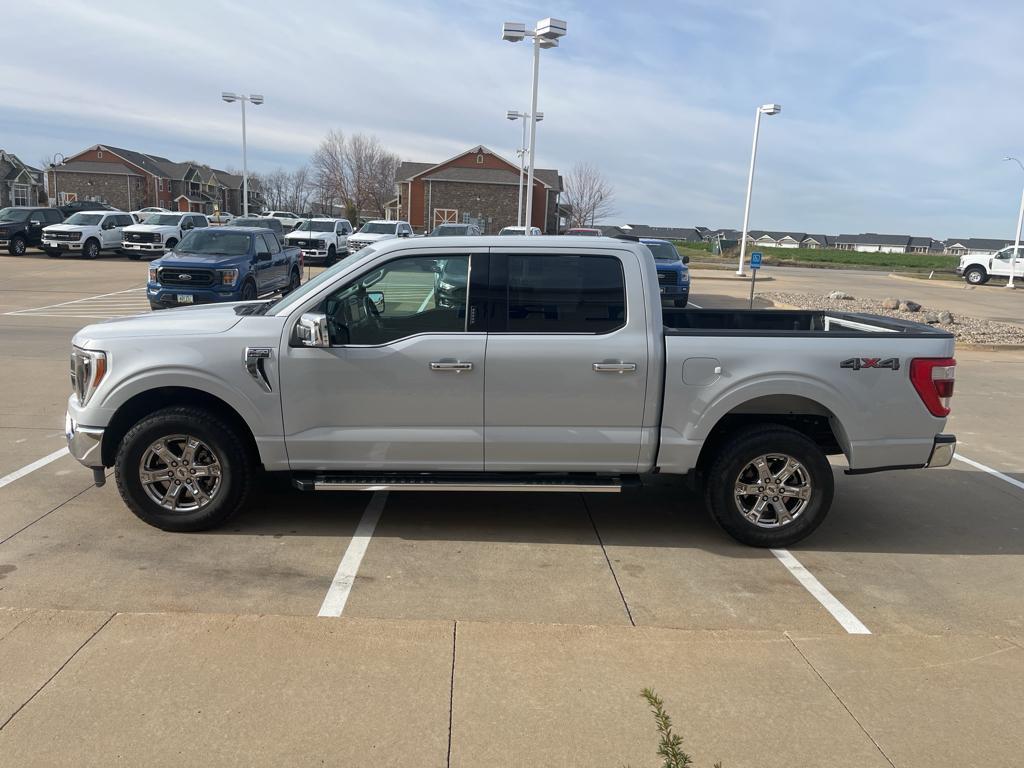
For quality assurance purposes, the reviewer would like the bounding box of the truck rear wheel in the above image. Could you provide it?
[704,424,833,547]
[114,406,253,532]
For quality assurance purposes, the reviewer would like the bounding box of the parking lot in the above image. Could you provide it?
[1,251,1022,766]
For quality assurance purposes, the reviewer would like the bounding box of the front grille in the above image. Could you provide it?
[158,268,214,287]
[348,240,369,251]
[128,232,160,243]
[657,270,678,286]
[49,231,82,242]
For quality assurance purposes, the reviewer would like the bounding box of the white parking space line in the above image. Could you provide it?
[418,289,435,312]
[953,453,1024,492]
[0,448,69,491]
[317,491,389,617]
[5,286,150,319]
[687,300,702,308]
[771,548,871,634]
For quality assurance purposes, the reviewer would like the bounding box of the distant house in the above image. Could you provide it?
[801,234,833,249]
[907,236,945,254]
[835,233,912,253]
[744,231,807,249]
[943,238,1014,257]
[0,150,44,207]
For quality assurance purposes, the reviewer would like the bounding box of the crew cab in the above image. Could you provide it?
[66,236,957,547]
[285,218,353,265]
[121,213,209,259]
[0,206,64,255]
[641,237,691,308]
[145,226,302,309]
[42,211,135,258]
[956,245,1024,285]
[346,220,413,253]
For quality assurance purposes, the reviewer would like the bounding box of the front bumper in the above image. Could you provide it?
[0,239,9,248]
[148,283,241,308]
[123,242,165,252]
[44,239,82,250]
[65,410,104,469]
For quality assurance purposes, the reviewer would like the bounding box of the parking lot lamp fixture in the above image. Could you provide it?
[736,103,781,275]
[48,152,67,208]
[501,18,567,235]
[1003,156,1024,289]
[222,92,264,216]
[507,110,544,227]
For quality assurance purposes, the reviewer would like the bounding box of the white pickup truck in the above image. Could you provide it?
[284,218,353,265]
[65,236,957,547]
[121,213,209,259]
[957,244,1024,284]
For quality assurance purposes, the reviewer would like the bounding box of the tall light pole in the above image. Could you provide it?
[736,103,781,275]
[501,18,567,235]
[506,109,544,227]
[1003,156,1024,290]
[47,152,67,208]
[222,92,264,216]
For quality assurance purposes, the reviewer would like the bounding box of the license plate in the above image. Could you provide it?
[176,294,194,304]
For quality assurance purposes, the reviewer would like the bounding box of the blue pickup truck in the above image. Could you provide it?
[641,237,690,308]
[147,227,303,310]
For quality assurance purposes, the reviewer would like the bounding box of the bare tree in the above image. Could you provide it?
[562,161,616,228]
[311,131,400,221]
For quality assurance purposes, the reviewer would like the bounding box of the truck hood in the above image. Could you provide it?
[155,251,251,268]
[73,303,245,345]
[349,232,395,243]
[123,224,178,234]
[43,224,89,233]
[285,231,328,241]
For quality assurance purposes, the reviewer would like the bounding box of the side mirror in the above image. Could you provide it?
[295,312,330,347]
[398,231,409,238]
[255,251,271,262]
[367,291,385,313]
[682,254,690,264]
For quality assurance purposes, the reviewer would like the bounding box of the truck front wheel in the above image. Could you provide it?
[114,406,254,531]
[326,245,337,266]
[704,424,833,547]
[964,266,988,285]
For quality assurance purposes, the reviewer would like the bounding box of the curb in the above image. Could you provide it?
[886,273,974,289]
[690,270,775,282]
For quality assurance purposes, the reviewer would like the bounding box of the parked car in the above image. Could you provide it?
[145,226,302,309]
[641,238,691,308]
[58,200,116,217]
[956,245,1024,285]
[131,207,171,223]
[42,210,134,258]
[285,218,352,265]
[346,219,413,253]
[233,216,285,237]
[207,212,235,225]
[433,257,468,308]
[66,236,957,547]
[121,213,209,260]
[498,225,542,236]
[429,223,481,236]
[566,227,602,236]
[263,211,302,230]
[0,206,64,255]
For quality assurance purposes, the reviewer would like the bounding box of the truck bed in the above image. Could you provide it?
[662,308,953,338]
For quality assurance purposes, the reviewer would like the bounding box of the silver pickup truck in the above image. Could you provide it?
[66,236,956,546]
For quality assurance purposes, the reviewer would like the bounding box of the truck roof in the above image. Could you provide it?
[372,234,641,252]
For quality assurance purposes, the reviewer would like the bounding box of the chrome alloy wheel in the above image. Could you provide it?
[733,453,812,528]
[139,434,223,512]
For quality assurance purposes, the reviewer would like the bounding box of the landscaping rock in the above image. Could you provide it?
[899,300,922,312]
[881,297,900,310]
[938,310,955,324]
[828,291,854,300]
[924,312,940,324]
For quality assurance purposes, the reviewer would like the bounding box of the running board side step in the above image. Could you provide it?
[292,473,634,493]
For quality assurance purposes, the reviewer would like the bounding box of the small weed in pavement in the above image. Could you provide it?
[624,688,723,768]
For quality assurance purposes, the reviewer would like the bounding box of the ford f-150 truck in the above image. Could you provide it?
[146,226,302,309]
[284,218,353,265]
[122,212,209,259]
[66,236,957,547]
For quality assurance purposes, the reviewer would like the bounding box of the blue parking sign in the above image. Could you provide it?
[750,251,763,270]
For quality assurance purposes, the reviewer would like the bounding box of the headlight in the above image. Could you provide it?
[70,347,108,407]
[153,233,162,243]
[218,268,239,286]
[315,240,326,249]
[680,271,690,283]
[148,267,158,283]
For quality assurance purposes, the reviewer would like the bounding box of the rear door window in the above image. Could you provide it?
[502,254,626,334]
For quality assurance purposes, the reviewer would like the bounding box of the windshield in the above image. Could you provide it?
[176,229,251,255]
[0,208,31,222]
[499,228,524,236]
[294,220,335,232]
[263,247,376,316]
[145,214,183,226]
[431,225,468,236]
[359,222,396,235]
[644,242,681,261]
[65,213,102,225]
[234,218,274,228]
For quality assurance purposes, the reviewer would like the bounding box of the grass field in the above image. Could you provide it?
[673,242,959,272]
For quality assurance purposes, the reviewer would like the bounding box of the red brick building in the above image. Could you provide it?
[395,146,561,234]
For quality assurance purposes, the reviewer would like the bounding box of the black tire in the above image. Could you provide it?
[704,424,834,547]
[82,238,100,260]
[114,406,253,532]
[10,237,27,256]
[964,266,988,285]
[165,238,178,251]
[240,280,257,301]
[283,267,301,294]
[674,297,689,308]
[326,245,337,266]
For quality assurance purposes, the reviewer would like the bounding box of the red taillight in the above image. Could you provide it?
[910,357,956,416]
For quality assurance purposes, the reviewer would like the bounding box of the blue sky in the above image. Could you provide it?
[2,0,1022,237]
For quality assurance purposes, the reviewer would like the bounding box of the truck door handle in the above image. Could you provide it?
[430,361,473,373]
[593,362,637,373]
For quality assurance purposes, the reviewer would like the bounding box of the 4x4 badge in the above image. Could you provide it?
[840,357,900,371]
